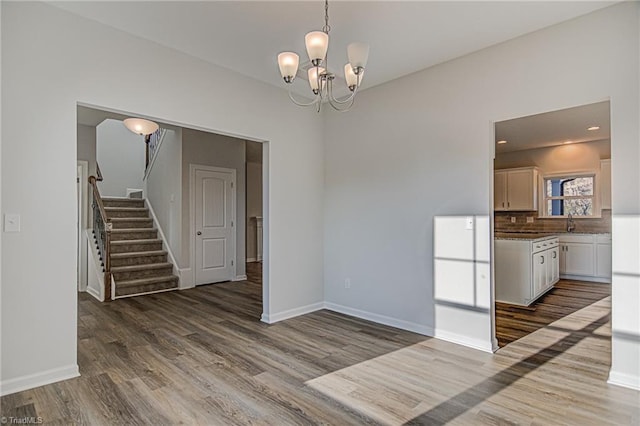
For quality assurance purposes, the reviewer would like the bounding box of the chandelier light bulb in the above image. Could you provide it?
[347,42,369,70]
[305,31,329,66]
[308,67,326,93]
[277,52,299,83]
[344,64,363,91]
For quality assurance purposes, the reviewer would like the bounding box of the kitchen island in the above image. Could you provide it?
[495,233,560,306]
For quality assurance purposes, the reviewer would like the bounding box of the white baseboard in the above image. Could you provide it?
[434,330,495,353]
[232,275,248,281]
[608,371,640,391]
[324,302,434,336]
[559,274,610,284]
[261,302,325,324]
[0,365,80,396]
[178,268,194,290]
[246,257,257,263]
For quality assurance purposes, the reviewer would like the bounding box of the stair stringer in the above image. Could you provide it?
[144,199,184,289]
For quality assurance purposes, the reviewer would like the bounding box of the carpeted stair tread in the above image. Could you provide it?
[110,217,153,222]
[111,250,167,259]
[104,207,149,218]
[111,238,162,246]
[116,275,178,288]
[111,262,173,273]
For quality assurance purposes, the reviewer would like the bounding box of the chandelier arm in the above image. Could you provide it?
[288,89,321,107]
[326,80,356,111]
[327,97,355,112]
[326,78,359,105]
[328,86,358,104]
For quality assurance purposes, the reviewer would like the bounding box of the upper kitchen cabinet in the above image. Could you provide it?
[494,167,539,211]
[600,159,611,210]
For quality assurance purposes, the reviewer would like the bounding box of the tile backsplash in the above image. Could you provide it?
[495,209,611,234]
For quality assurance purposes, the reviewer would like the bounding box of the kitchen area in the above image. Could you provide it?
[493,101,612,347]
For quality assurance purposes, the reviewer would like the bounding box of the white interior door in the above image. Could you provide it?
[194,166,236,285]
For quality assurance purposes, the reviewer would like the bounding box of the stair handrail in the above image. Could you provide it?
[88,174,112,301]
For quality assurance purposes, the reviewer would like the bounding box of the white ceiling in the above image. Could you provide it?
[53,1,615,97]
[495,101,610,154]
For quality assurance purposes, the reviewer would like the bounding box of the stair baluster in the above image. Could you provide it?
[89,175,112,301]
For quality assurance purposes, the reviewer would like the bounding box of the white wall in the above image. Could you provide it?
[96,119,145,197]
[77,124,97,177]
[181,129,246,277]
[324,2,639,383]
[1,1,324,394]
[145,129,183,265]
[246,159,263,261]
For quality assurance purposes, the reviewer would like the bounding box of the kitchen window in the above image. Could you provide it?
[542,173,596,217]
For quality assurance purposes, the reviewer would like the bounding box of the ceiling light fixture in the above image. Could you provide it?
[123,118,159,136]
[276,0,369,113]
[563,140,573,144]
[497,140,508,145]
[587,126,600,131]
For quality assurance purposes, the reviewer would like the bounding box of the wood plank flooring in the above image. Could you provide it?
[496,279,611,347]
[2,266,637,425]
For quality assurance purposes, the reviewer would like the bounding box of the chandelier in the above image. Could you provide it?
[277,0,369,112]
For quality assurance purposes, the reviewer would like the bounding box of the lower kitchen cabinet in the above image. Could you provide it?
[495,236,559,306]
[559,234,611,282]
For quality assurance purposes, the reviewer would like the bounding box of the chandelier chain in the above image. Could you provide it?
[322,0,331,34]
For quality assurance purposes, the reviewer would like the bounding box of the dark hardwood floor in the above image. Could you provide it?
[2,267,637,425]
[496,279,611,347]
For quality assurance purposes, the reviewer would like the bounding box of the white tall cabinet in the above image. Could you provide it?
[494,167,539,211]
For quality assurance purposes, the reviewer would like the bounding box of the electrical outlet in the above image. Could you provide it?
[344,278,351,289]
[510,217,516,223]
[527,217,534,223]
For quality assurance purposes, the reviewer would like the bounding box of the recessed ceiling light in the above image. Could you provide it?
[587,126,600,131]
[497,140,507,145]
[563,140,573,144]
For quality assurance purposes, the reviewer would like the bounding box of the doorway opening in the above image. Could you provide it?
[76,104,268,318]
[491,100,612,348]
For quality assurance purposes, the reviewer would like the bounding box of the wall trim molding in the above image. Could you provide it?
[246,257,257,263]
[261,302,324,324]
[145,200,182,288]
[434,329,495,353]
[178,268,194,290]
[232,275,248,281]
[324,302,435,336]
[608,371,640,391]
[0,365,80,397]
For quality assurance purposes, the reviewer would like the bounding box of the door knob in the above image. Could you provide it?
[197,231,202,235]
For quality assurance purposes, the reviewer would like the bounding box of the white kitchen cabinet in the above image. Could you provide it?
[559,234,610,282]
[495,235,559,306]
[562,242,595,276]
[596,234,612,279]
[600,159,611,210]
[494,167,538,211]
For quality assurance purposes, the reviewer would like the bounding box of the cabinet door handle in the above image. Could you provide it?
[502,202,505,207]
[553,252,557,259]
[508,202,510,208]
[540,256,545,264]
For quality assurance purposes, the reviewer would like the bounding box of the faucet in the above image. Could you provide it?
[567,213,576,232]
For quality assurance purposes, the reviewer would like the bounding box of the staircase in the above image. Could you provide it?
[101,197,179,298]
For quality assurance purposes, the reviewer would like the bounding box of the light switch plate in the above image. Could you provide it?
[4,213,21,232]
[511,217,516,223]
[465,217,474,230]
